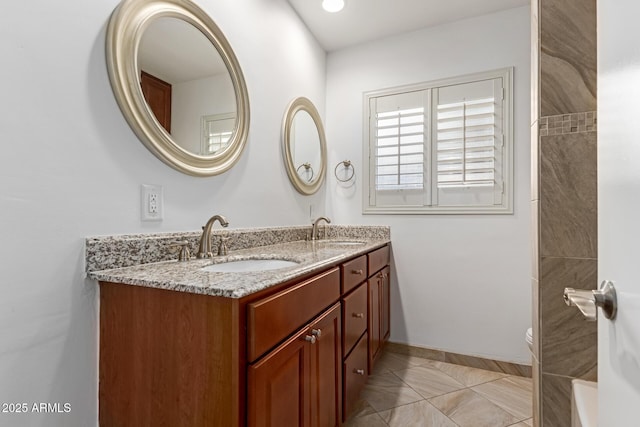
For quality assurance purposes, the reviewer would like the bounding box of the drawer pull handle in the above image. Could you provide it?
[353,369,365,375]
[352,313,364,319]
[304,335,317,344]
[311,328,322,338]
[351,269,364,275]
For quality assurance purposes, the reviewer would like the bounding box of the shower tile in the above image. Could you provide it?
[531,201,539,281]
[539,132,597,258]
[540,373,573,427]
[472,376,533,420]
[379,400,457,427]
[531,0,539,126]
[429,389,520,427]
[532,359,540,427]
[531,123,539,201]
[540,0,596,116]
[540,257,597,379]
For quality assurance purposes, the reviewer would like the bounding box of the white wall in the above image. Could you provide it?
[325,6,532,363]
[0,0,326,425]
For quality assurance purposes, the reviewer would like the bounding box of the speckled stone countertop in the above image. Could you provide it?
[86,226,390,299]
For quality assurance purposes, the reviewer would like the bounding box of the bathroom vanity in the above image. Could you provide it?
[88,227,390,426]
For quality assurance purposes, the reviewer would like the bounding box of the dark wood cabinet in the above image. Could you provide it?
[99,244,390,426]
[248,303,341,427]
[367,248,391,373]
[343,333,369,418]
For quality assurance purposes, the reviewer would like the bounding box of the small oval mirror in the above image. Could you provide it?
[282,97,327,195]
[106,0,250,176]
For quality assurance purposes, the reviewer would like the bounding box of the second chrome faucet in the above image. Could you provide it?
[197,214,229,258]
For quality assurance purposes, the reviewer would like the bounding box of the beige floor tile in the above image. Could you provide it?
[345,398,377,419]
[427,360,509,387]
[379,400,458,427]
[360,371,423,412]
[372,351,433,375]
[343,412,388,427]
[429,389,520,427]
[507,421,533,427]
[393,365,466,398]
[472,376,533,420]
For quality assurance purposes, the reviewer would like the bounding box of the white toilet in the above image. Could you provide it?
[526,327,533,353]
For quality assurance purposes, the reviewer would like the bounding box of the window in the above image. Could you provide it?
[363,68,513,214]
[201,113,236,155]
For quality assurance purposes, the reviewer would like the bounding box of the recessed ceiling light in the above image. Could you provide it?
[322,0,345,13]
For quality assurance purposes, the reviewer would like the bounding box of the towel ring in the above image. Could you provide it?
[334,160,355,182]
[296,162,314,182]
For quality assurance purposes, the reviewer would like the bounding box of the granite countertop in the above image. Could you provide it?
[89,238,390,298]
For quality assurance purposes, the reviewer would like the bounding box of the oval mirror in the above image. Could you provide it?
[282,97,327,195]
[106,0,250,176]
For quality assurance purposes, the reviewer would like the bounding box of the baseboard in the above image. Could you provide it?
[385,341,532,378]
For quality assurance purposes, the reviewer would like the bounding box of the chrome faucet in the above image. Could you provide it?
[197,215,229,258]
[311,216,331,241]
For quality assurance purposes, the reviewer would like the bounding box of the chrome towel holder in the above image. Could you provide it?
[334,160,355,182]
[296,162,314,182]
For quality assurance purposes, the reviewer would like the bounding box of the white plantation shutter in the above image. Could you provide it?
[364,68,512,214]
[436,97,496,186]
[433,78,504,207]
[369,90,430,208]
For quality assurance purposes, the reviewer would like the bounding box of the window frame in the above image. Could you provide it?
[362,67,514,215]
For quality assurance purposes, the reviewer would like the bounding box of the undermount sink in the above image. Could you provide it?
[202,259,299,273]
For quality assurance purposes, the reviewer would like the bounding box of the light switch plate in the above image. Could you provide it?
[141,184,163,221]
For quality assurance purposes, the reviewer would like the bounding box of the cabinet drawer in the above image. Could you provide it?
[342,283,367,356]
[343,332,368,421]
[367,245,389,277]
[341,255,367,293]
[248,267,340,362]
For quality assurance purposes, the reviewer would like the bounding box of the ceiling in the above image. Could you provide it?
[287,0,530,52]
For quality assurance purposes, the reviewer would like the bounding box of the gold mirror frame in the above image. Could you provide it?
[106,0,250,176]
[282,97,327,195]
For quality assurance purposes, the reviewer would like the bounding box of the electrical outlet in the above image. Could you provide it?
[141,184,163,221]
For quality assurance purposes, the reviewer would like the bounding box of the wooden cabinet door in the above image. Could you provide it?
[368,277,381,372]
[248,327,312,427]
[248,303,342,427]
[309,303,342,427]
[381,266,390,343]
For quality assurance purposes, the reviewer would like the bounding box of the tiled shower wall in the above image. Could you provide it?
[531,0,598,426]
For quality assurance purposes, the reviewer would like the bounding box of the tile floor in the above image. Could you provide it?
[345,350,533,427]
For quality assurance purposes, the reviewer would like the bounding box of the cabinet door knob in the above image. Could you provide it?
[351,269,363,275]
[353,369,365,375]
[352,313,364,318]
[311,328,322,338]
[377,272,384,279]
[304,335,317,344]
